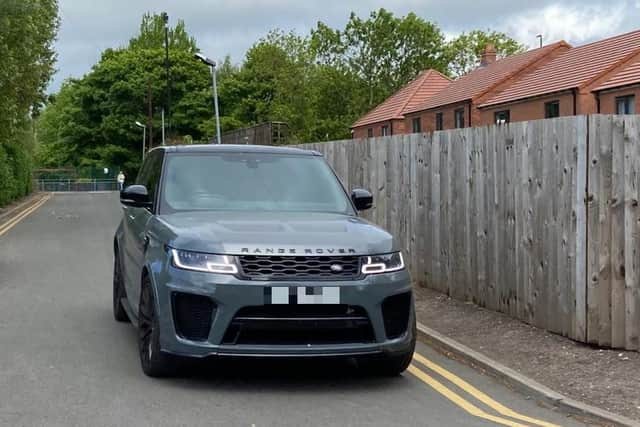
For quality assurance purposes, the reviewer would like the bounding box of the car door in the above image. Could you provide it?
[122,157,150,295]
[123,150,164,312]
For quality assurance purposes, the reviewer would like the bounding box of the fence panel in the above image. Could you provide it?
[35,179,117,192]
[587,115,640,350]
[299,116,591,344]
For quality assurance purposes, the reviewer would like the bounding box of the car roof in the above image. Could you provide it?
[152,144,322,156]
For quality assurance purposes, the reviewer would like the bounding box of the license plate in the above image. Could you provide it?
[265,286,340,305]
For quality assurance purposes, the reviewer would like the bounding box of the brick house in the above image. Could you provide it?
[592,56,640,114]
[351,69,451,139]
[402,42,571,132]
[478,29,640,122]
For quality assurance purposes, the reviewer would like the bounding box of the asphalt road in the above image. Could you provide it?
[0,192,586,427]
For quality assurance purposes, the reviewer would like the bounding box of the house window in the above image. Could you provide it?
[381,125,390,136]
[616,95,635,114]
[412,117,422,133]
[495,110,510,125]
[367,128,373,138]
[454,108,465,128]
[544,101,560,118]
[435,112,443,131]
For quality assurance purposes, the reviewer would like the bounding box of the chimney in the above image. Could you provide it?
[480,43,497,67]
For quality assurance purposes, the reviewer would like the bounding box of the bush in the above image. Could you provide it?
[0,138,33,208]
[0,144,13,206]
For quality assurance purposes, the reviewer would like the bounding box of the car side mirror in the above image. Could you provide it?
[120,185,152,208]
[351,188,373,211]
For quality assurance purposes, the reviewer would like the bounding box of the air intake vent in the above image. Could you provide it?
[172,292,216,341]
[222,304,374,345]
[381,292,412,339]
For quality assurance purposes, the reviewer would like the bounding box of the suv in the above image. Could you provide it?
[113,145,415,377]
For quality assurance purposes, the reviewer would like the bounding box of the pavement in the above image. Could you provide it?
[0,192,588,427]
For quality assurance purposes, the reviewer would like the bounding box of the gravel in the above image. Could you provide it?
[414,286,640,421]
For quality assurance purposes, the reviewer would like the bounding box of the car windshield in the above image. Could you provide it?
[160,152,354,215]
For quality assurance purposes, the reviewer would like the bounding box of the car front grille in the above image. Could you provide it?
[237,255,361,281]
[222,304,375,345]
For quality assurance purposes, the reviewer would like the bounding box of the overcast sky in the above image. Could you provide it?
[50,0,640,92]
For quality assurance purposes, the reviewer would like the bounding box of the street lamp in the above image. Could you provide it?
[194,53,222,144]
[162,12,171,135]
[135,121,146,160]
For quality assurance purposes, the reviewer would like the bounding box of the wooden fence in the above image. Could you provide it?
[301,115,640,350]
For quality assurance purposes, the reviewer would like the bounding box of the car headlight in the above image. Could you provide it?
[170,249,238,274]
[361,252,404,274]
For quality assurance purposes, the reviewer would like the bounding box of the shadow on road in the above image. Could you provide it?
[118,322,407,392]
[169,357,408,393]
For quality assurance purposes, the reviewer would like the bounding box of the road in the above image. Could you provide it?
[0,193,585,427]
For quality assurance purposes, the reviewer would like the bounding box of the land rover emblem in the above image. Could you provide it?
[330,264,343,273]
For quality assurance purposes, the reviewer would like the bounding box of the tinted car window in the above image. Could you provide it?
[160,153,353,215]
[135,156,152,186]
[145,151,163,204]
[135,151,164,207]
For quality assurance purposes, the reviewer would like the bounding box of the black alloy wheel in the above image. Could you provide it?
[138,276,175,377]
[113,250,129,322]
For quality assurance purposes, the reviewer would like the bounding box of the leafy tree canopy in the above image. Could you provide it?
[37,14,212,177]
[129,13,197,52]
[312,9,449,109]
[446,29,526,77]
[0,0,58,206]
[36,9,525,178]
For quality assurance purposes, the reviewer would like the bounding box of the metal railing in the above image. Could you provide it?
[34,179,118,192]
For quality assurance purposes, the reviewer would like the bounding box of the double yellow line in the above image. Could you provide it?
[0,194,51,238]
[409,352,561,427]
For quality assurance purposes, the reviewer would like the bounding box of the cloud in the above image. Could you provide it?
[501,2,627,47]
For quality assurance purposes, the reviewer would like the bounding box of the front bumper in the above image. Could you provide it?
[152,264,415,358]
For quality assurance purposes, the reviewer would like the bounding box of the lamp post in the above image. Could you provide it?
[194,53,221,144]
[135,121,146,160]
[161,12,171,134]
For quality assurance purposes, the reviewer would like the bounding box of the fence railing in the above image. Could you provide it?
[34,179,118,192]
[300,115,640,351]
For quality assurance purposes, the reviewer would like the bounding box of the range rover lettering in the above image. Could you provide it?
[113,144,415,377]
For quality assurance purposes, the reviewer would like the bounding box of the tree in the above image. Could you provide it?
[128,13,196,52]
[0,0,58,206]
[223,30,314,142]
[37,8,527,168]
[37,14,212,178]
[446,30,526,77]
[306,64,363,141]
[312,9,448,110]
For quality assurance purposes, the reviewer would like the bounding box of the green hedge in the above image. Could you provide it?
[0,141,33,207]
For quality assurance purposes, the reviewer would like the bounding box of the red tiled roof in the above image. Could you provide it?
[351,69,451,128]
[593,55,640,91]
[406,42,568,113]
[481,30,640,107]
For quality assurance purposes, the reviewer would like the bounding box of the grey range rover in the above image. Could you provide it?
[113,144,415,377]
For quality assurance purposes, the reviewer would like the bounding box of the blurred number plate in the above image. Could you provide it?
[266,287,340,304]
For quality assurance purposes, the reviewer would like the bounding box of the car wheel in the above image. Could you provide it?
[138,276,175,377]
[113,250,130,322]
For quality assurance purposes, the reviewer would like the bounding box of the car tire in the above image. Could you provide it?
[138,275,175,377]
[113,250,130,322]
